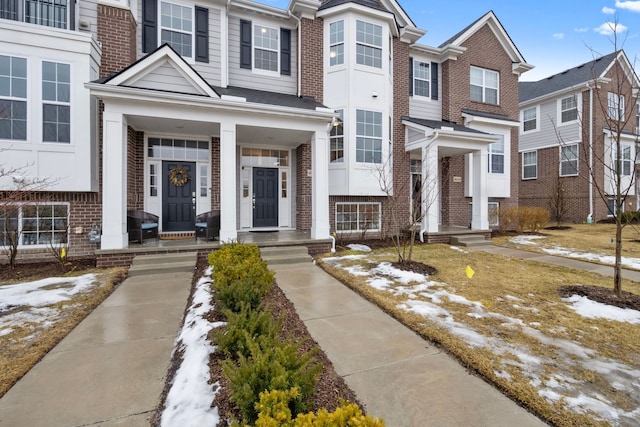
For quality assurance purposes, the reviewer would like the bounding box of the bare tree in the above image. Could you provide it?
[548,173,568,227]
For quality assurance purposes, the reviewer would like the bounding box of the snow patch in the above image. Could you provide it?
[347,244,372,252]
[564,295,640,324]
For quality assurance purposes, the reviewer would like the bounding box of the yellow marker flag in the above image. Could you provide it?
[465,265,475,279]
[61,247,66,260]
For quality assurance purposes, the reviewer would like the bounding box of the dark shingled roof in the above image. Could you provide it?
[461,109,519,123]
[319,0,388,13]
[519,51,618,102]
[402,116,489,135]
[213,86,326,110]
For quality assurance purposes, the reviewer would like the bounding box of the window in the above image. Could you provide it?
[560,144,578,176]
[336,202,380,233]
[160,1,193,58]
[148,138,209,160]
[636,104,640,133]
[329,20,344,66]
[607,198,623,217]
[149,164,158,196]
[281,170,287,198]
[413,60,430,98]
[254,24,279,72]
[470,66,498,104]
[330,109,344,163]
[1,0,71,29]
[488,138,504,174]
[356,109,382,163]
[356,20,382,68]
[0,55,27,141]
[522,107,537,132]
[42,61,70,143]
[522,151,537,179]
[560,95,578,123]
[200,164,207,196]
[488,202,499,227]
[1,204,69,247]
[608,92,625,121]
[616,144,632,176]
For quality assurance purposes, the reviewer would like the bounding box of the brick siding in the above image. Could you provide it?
[296,143,312,231]
[97,4,137,78]
[300,17,324,101]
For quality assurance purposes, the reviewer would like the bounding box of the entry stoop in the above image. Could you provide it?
[260,246,313,265]
[450,235,494,248]
[127,252,198,277]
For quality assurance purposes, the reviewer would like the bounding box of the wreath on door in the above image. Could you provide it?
[168,167,190,186]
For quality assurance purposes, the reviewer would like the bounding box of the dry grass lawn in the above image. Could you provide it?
[0,268,127,398]
[319,244,640,427]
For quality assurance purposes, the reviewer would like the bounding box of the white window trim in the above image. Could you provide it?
[41,60,72,144]
[335,202,381,233]
[488,202,499,227]
[329,108,344,164]
[0,202,70,249]
[520,105,539,134]
[608,92,625,121]
[355,108,383,164]
[557,93,580,126]
[158,0,195,62]
[328,20,344,68]
[560,143,579,177]
[607,197,624,217]
[522,150,537,180]
[252,22,279,76]
[355,19,383,69]
[8,0,72,30]
[615,143,633,177]
[412,59,431,100]
[470,66,499,105]
[488,138,504,174]
[0,53,29,143]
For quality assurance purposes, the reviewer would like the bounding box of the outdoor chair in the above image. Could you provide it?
[195,210,220,241]
[127,210,159,243]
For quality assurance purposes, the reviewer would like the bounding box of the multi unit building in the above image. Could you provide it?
[0,0,534,263]
[519,51,640,223]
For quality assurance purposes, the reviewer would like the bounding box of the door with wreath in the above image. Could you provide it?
[162,161,196,231]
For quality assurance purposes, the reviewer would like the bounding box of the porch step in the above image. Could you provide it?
[260,246,313,265]
[128,252,198,277]
[450,235,493,248]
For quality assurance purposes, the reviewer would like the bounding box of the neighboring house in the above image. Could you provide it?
[519,51,640,223]
[0,0,531,262]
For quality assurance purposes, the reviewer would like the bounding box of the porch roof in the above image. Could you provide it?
[402,116,488,134]
[213,86,326,110]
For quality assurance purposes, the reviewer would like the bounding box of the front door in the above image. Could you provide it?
[163,161,196,231]
[253,168,278,228]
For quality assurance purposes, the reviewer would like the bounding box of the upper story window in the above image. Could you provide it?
[329,20,344,66]
[254,24,279,72]
[413,60,430,98]
[559,95,578,123]
[0,54,27,141]
[160,1,193,58]
[356,109,382,163]
[522,107,537,132]
[522,150,537,180]
[488,137,504,174]
[608,92,625,121]
[239,19,291,76]
[356,20,382,68]
[616,144,632,176]
[142,0,209,63]
[330,109,344,163]
[470,66,498,104]
[1,0,72,29]
[636,104,639,132]
[42,61,70,143]
[560,144,578,176]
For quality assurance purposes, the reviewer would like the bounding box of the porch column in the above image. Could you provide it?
[100,108,128,249]
[422,143,439,233]
[219,121,237,242]
[310,126,330,239]
[471,147,489,229]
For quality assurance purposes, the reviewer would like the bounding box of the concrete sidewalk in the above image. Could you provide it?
[0,269,192,427]
[270,261,546,427]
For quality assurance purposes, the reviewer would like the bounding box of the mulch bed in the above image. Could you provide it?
[558,285,640,311]
[0,259,96,282]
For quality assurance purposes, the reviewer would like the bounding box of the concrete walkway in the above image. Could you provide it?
[0,267,192,426]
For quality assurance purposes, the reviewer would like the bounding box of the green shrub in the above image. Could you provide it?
[223,336,322,423]
[212,303,281,359]
[208,243,274,312]
[249,387,386,427]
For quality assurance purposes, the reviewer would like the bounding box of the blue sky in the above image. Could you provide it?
[254,0,640,82]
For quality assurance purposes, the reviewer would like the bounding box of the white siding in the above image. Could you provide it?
[519,98,582,152]
[78,0,98,34]
[132,60,202,93]
[409,97,440,120]
[227,16,297,95]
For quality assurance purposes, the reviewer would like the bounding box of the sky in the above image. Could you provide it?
[254,0,640,82]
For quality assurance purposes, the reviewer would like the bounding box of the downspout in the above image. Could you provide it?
[419,133,439,242]
[288,10,302,97]
[589,85,594,220]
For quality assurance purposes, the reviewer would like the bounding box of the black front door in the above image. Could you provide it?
[253,168,278,228]
[163,161,196,231]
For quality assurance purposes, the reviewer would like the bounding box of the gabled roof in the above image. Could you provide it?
[319,0,387,14]
[402,116,488,135]
[520,51,621,103]
[318,0,418,32]
[438,11,532,75]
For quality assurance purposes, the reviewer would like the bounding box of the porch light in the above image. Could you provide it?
[331,116,343,128]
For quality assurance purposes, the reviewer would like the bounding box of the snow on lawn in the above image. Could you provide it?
[0,274,99,339]
[508,235,640,270]
[322,253,640,425]
[161,266,225,427]
[564,295,640,324]
[347,244,372,252]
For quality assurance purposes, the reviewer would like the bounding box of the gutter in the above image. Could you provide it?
[589,85,594,219]
[288,10,302,97]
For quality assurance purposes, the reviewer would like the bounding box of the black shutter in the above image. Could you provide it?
[69,0,75,30]
[240,19,252,69]
[142,0,157,53]
[431,62,439,100]
[409,57,414,96]
[280,28,291,75]
[195,6,208,63]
